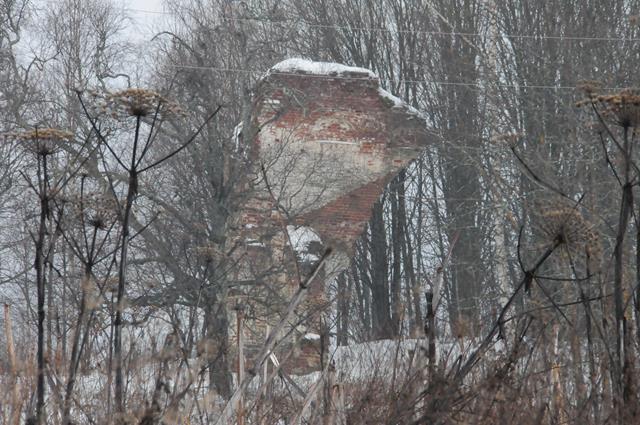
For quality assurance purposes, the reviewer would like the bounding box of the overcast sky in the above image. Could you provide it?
[125,0,168,42]
[14,0,173,85]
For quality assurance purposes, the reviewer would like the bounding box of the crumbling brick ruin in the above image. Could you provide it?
[230,59,432,373]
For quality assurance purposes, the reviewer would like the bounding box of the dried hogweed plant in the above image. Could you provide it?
[491,132,522,147]
[534,206,603,280]
[595,89,640,129]
[68,191,120,231]
[575,80,603,100]
[87,88,186,120]
[194,243,223,263]
[578,83,639,419]
[539,207,601,261]
[76,87,221,415]
[577,85,640,129]
[3,127,85,425]
[4,127,74,156]
[60,188,122,424]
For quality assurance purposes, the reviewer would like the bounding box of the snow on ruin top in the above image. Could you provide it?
[266,58,376,78]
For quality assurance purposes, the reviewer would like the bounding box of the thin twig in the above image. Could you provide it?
[76,91,129,171]
[138,105,222,173]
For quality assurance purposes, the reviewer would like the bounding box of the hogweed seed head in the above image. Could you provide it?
[69,192,120,230]
[4,128,74,155]
[540,208,586,246]
[491,132,522,147]
[576,80,603,99]
[597,89,640,128]
[578,88,640,128]
[194,244,222,262]
[88,88,186,121]
[539,207,601,262]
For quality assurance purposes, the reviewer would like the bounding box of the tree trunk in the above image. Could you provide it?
[369,200,392,339]
[205,299,232,399]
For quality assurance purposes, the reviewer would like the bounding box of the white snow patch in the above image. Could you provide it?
[378,87,427,120]
[232,122,243,150]
[303,332,321,341]
[245,239,265,247]
[322,337,511,383]
[266,58,376,78]
[378,88,405,108]
[287,225,322,262]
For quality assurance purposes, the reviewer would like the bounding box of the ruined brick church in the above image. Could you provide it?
[229,59,432,373]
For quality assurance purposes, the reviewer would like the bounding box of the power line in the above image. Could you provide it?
[163,64,628,91]
[124,7,640,43]
[127,7,166,15]
[10,49,623,92]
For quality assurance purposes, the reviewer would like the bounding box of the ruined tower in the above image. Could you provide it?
[230,59,433,373]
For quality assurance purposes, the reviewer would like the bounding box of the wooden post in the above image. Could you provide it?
[336,382,346,425]
[4,304,16,376]
[5,304,22,425]
[551,323,567,424]
[263,324,270,383]
[235,303,246,425]
[323,363,336,425]
[258,324,270,425]
[321,319,334,425]
[425,291,436,379]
